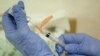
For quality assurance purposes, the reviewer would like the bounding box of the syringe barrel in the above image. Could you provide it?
[44,32,65,47]
[49,34,65,47]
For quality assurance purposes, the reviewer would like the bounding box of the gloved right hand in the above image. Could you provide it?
[56,34,100,56]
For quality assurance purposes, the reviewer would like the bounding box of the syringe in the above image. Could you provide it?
[41,31,65,48]
[35,15,65,48]
[40,31,67,56]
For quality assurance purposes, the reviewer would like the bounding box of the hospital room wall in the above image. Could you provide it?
[63,0,100,39]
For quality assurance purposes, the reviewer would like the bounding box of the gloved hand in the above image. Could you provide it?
[56,34,100,56]
[2,1,54,56]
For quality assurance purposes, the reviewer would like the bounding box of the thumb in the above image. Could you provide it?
[59,34,85,44]
[12,2,29,31]
[18,1,25,9]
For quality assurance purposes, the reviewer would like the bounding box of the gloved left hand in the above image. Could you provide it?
[2,1,54,56]
[56,34,100,56]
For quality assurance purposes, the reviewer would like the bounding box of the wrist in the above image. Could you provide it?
[18,37,54,56]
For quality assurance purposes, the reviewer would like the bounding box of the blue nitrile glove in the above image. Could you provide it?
[56,34,100,56]
[2,1,54,56]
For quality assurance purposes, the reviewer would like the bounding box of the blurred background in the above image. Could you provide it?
[0,0,100,56]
